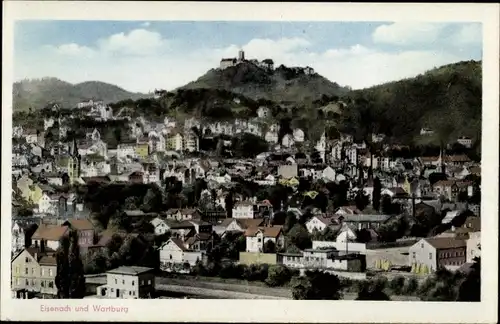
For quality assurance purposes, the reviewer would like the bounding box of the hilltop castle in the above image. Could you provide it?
[219,50,274,71]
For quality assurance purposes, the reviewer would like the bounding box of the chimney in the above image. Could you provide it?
[40,240,46,253]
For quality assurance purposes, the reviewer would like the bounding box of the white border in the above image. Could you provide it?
[2,2,499,323]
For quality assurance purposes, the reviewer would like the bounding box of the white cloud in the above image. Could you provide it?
[17,33,476,93]
[141,22,151,27]
[372,22,445,46]
[97,29,169,56]
[452,23,482,46]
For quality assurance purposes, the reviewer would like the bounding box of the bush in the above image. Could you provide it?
[265,265,293,287]
[290,270,342,300]
[242,263,269,282]
[389,276,406,295]
[402,277,419,295]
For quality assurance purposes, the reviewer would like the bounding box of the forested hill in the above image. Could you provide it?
[180,62,350,104]
[342,60,482,146]
[13,78,146,111]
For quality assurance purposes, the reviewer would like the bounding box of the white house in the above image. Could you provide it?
[254,174,276,186]
[232,201,255,219]
[305,215,335,234]
[245,226,284,253]
[11,222,25,254]
[36,193,58,215]
[293,128,305,143]
[159,238,204,270]
[408,237,467,273]
[150,217,171,235]
[265,130,278,144]
[466,232,481,263]
[281,134,295,148]
[117,142,137,160]
[257,106,270,118]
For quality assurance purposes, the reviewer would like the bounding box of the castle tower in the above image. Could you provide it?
[238,49,245,61]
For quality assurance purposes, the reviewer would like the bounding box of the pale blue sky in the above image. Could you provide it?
[14,21,482,92]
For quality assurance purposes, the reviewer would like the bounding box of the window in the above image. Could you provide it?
[25,257,29,263]
[25,268,28,275]
[16,278,20,286]
[132,280,135,286]
[129,291,132,296]
[111,288,114,292]
[115,279,117,284]
[26,279,29,286]
[429,253,432,260]
[41,281,45,287]
[257,238,262,243]
[148,280,151,285]
[133,291,135,296]
[49,269,53,276]
[122,280,125,284]
[170,255,172,260]
[421,244,424,248]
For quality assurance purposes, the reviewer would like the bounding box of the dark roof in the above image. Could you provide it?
[424,237,466,250]
[106,266,154,275]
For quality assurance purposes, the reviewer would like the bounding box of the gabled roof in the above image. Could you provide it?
[31,224,69,241]
[424,237,466,250]
[63,219,94,231]
[244,226,283,238]
[168,238,188,251]
[106,266,154,276]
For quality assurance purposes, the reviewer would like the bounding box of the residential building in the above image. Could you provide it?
[167,132,184,151]
[135,138,150,158]
[12,222,26,254]
[466,232,481,263]
[305,215,337,234]
[159,238,204,272]
[245,226,284,253]
[409,237,467,273]
[96,266,155,299]
[11,246,57,298]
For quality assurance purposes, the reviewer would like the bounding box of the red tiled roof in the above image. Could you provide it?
[32,225,69,241]
[425,237,466,250]
[244,226,283,238]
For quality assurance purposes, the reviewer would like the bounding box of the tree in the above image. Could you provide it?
[55,236,71,299]
[225,190,234,218]
[372,177,381,211]
[265,264,293,287]
[55,231,85,299]
[457,256,481,301]
[283,212,298,233]
[356,278,390,300]
[287,224,312,250]
[389,276,406,295]
[68,231,86,298]
[291,270,342,300]
[355,190,370,211]
[381,194,393,215]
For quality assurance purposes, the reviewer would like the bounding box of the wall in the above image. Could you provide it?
[239,252,277,265]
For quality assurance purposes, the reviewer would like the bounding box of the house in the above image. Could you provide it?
[214,218,264,236]
[456,136,473,148]
[293,128,305,143]
[11,246,57,298]
[220,58,237,69]
[257,106,270,118]
[117,141,137,160]
[335,206,362,216]
[128,171,144,184]
[466,232,481,263]
[381,187,409,199]
[31,224,69,251]
[12,222,26,254]
[245,226,284,253]
[150,217,171,235]
[96,266,155,299]
[62,219,96,251]
[159,238,204,271]
[281,134,295,148]
[165,208,201,221]
[167,132,184,151]
[409,237,467,273]
[184,130,199,152]
[337,214,393,231]
[305,215,337,234]
[135,138,150,158]
[321,166,336,182]
[232,201,255,219]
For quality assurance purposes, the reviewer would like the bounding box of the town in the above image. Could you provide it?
[10,52,481,301]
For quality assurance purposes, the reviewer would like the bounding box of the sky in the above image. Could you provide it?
[14,21,482,93]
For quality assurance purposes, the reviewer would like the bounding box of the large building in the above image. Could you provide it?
[96,266,156,299]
